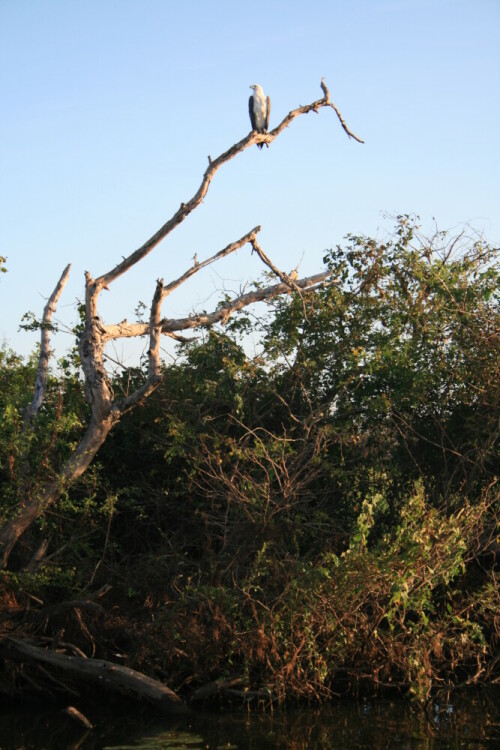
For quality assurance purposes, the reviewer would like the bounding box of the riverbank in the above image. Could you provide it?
[1,483,498,712]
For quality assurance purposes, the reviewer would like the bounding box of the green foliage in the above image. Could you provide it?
[263,216,499,520]
[0,564,80,601]
[19,311,58,333]
[0,344,96,575]
[0,218,498,702]
[0,351,87,481]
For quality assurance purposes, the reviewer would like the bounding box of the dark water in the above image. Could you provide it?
[0,690,498,749]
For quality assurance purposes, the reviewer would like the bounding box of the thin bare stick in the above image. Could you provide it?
[250,237,302,292]
[162,226,261,297]
[319,77,364,142]
[259,78,364,148]
[160,271,334,331]
[112,279,166,414]
[250,236,311,320]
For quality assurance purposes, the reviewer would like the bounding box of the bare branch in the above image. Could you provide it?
[148,278,165,379]
[112,279,165,415]
[162,226,261,298]
[320,78,364,143]
[95,80,362,289]
[2,638,181,712]
[24,264,71,425]
[95,132,258,290]
[161,271,334,333]
[258,78,364,148]
[250,237,302,293]
[79,272,115,422]
[101,271,334,342]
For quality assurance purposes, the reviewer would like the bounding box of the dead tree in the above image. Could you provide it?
[0,80,362,568]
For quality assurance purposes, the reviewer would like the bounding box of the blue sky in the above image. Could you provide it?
[1,0,499,362]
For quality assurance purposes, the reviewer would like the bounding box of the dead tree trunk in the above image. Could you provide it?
[0,80,362,568]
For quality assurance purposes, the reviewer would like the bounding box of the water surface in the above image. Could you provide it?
[0,689,498,749]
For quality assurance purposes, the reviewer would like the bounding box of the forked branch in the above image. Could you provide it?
[101,271,333,343]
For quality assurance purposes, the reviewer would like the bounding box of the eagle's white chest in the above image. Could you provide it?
[252,89,267,129]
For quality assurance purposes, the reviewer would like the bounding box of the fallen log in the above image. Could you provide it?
[1,637,183,713]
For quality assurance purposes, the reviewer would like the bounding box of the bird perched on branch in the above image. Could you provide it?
[249,84,270,149]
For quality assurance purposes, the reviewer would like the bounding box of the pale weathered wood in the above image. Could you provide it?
[250,236,303,293]
[102,271,333,342]
[23,263,71,424]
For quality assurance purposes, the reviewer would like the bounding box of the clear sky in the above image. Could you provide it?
[1,0,499,362]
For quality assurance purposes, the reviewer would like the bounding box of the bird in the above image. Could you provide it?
[249,84,271,149]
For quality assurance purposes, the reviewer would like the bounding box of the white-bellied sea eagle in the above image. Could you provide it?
[249,84,270,149]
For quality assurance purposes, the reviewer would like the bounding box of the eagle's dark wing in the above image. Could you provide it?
[249,96,257,131]
[265,96,271,131]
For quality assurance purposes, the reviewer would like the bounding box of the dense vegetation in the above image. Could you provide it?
[0,217,498,706]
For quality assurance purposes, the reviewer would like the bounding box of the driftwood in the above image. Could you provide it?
[1,637,183,713]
